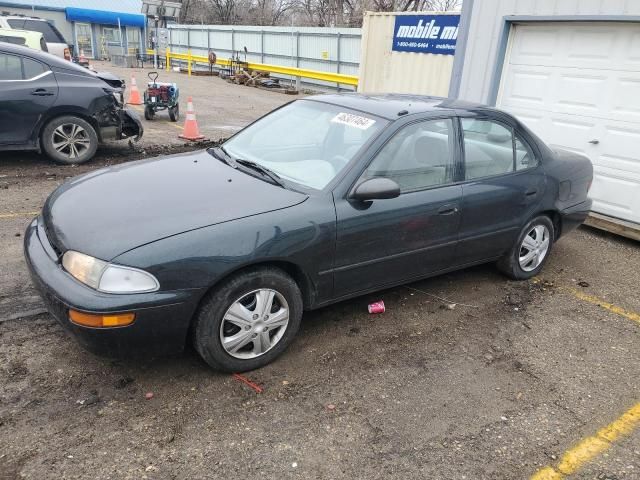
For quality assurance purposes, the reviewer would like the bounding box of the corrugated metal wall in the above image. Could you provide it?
[358,12,456,96]
[168,25,361,90]
[458,0,640,103]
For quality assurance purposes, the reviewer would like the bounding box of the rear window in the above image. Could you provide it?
[7,19,66,43]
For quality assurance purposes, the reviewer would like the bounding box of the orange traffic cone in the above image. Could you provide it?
[179,97,205,141]
[79,49,86,63]
[127,75,143,105]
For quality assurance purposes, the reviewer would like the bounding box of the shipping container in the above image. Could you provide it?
[358,11,459,96]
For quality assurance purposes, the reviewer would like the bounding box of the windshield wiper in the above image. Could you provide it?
[235,159,285,187]
[208,147,284,187]
[208,146,237,168]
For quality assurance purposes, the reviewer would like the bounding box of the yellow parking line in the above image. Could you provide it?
[530,402,640,479]
[568,288,640,325]
[171,123,183,130]
[0,212,39,219]
[532,277,640,325]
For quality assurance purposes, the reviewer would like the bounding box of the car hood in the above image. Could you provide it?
[42,150,308,260]
[94,71,125,89]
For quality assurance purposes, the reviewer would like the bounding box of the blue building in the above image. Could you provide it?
[0,0,145,59]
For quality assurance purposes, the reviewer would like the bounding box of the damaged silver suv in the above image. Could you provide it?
[0,42,142,164]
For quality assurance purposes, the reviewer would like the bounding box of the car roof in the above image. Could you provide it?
[304,93,489,120]
[0,41,86,72]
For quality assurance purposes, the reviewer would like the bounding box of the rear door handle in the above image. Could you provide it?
[31,88,54,96]
[525,189,538,197]
[437,204,459,215]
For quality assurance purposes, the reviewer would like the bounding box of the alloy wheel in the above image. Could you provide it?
[51,123,91,160]
[219,288,289,359]
[519,225,550,272]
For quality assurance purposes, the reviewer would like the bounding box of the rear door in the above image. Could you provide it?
[333,117,463,296]
[0,51,58,145]
[455,115,546,264]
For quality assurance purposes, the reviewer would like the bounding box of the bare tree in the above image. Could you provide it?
[178,0,462,27]
[401,0,461,11]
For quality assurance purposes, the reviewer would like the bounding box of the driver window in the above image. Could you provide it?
[363,119,455,193]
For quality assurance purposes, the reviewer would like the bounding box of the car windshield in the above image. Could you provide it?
[222,100,387,190]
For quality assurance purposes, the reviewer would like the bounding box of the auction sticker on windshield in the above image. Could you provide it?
[331,112,376,130]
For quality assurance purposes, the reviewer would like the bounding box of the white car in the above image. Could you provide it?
[0,15,70,60]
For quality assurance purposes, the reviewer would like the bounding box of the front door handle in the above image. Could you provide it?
[437,204,459,215]
[30,88,54,96]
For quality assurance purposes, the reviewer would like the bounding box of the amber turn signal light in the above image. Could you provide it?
[69,310,135,328]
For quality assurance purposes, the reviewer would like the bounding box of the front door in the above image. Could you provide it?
[333,118,463,297]
[0,52,58,145]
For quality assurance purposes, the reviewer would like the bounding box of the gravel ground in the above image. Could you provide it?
[0,77,638,478]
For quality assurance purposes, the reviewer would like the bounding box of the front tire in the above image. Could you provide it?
[144,105,155,120]
[168,104,179,122]
[497,215,554,280]
[41,116,98,165]
[193,267,303,372]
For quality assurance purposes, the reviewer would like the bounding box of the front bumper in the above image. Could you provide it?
[559,199,593,238]
[98,108,143,143]
[24,217,202,358]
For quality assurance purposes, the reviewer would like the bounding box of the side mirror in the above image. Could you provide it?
[350,177,401,201]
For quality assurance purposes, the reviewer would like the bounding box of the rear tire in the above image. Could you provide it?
[41,116,98,165]
[193,267,303,372]
[497,215,554,280]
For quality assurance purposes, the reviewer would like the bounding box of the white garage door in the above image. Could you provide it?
[497,22,640,224]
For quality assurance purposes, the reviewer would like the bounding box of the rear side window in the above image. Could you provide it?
[515,134,538,171]
[462,119,515,180]
[7,19,66,43]
[0,53,48,80]
[0,35,26,46]
[23,57,47,78]
[0,53,22,80]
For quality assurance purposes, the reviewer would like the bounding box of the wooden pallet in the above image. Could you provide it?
[584,212,640,242]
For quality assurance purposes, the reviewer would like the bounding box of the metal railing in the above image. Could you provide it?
[167,25,361,90]
[164,49,359,88]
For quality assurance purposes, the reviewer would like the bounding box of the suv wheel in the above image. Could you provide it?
[193,267,303,372]
[41,116,98,165]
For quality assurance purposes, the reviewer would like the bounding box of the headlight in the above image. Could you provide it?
[62,251,159,294]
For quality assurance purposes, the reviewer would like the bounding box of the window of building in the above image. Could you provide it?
[102,27,121,43]
[126,27,140,51]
